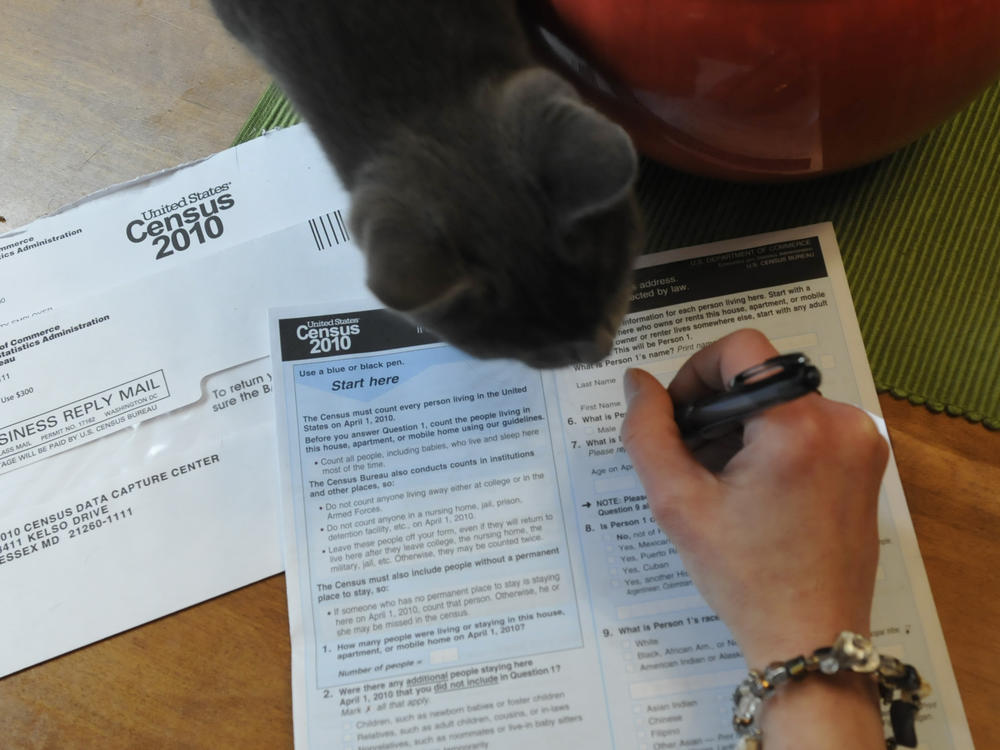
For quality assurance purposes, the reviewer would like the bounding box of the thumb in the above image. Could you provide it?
[620,368,714,514]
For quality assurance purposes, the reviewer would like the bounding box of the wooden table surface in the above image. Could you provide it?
[2,2,998,748]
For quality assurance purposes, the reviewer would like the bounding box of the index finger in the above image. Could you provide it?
[620,367,715,524]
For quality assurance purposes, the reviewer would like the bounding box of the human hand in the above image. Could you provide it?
[620,329,889,666]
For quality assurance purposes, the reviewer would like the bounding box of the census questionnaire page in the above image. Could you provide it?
[269,225,971,750]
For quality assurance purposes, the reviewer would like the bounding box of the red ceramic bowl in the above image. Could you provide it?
[526,0,1000,181]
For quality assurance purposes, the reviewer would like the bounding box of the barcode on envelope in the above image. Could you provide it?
[308,210,350,250]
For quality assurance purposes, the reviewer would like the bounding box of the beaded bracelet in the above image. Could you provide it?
[732,631,931,750]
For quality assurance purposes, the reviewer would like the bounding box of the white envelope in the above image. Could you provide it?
[0,123,347,328]
[0,216,375,676]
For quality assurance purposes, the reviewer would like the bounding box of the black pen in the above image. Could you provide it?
[674,353,822,441]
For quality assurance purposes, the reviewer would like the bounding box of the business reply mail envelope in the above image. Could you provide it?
[0,128,374,676]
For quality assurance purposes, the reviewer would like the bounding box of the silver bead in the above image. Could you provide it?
[763,662,789,687]
[748,669,769,698]
[835,631,880,673]
[819,651,840,674]
[734,689,762,724]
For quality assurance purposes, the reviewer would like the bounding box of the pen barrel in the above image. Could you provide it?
[676,366,820,440]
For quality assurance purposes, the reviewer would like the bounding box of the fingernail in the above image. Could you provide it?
[623,368,640,405]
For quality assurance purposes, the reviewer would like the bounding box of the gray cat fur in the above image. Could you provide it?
[212,0,643,367]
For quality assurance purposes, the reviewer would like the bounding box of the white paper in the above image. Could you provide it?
[0,123,346,329]
[270,224,972,749]
[0,125,377,676]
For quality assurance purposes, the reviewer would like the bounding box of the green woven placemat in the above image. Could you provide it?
[236,81,1000,429]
